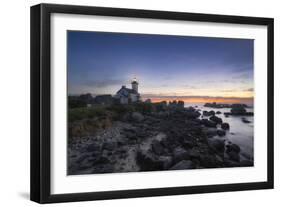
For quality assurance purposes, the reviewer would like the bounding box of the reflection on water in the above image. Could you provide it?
[185,103,254,161]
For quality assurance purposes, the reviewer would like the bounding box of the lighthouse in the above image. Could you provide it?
[131,77,139,93]
[115,77,141,104]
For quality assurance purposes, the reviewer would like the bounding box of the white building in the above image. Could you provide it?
[115,78,141,104]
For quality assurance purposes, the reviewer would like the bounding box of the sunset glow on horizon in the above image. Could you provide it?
[143,97,253,105]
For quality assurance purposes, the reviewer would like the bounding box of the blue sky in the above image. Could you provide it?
[67,31,254,103]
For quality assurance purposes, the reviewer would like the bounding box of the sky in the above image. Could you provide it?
[67,31,254,104]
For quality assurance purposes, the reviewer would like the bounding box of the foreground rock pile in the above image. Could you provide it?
[68,106,253,175]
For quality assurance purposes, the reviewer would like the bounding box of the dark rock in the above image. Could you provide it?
[203,110,215,116]
[204,128,218,137]
[86,143,101,152]
[91,164,114,173]
[184,111,201,119]
[201,119,217,128]
[160,137,172,148]
[199,154,222,168]
[76,163,92,171]
[91,150,101,157]
[118,153,128,159]
[102,142,117,151]
[126,131,138,140]
[231,103,248,108]
[221,122,230,130]
[204,102,231,108]
[121,113,131,122]
[76,154,88,163]
[242,117,251,123]
[208,139,225,153]
[182,139,194,149]
[173,147,190,163]
[224,159,240,167]
[90,155,110,165]
[123,126,137,133]
[131,112,144,122]
[117,140,126,146]
[116,148,127,154]
[136,150,171,171]
[231,106,247,115]
[217,129,226,137]
[209,115,223,124]
[158,156,173,170]
[240,160,254,167]
[151,140,165,155]
[225,143,241,162]
[224,112,254,116]
[189,148,201,158]
[216,111,222,114]
[170,160,194,170]
[227,151,240,162]
[226,143,241,153]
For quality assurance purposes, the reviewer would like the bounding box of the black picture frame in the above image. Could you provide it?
[30,3,274,204]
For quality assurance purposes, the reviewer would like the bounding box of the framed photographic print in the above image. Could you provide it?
[30,3,274,203]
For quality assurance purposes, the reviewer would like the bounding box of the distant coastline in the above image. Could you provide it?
[68,93,254,105]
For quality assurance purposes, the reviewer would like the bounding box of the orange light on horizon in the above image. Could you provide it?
[144,96,253,104]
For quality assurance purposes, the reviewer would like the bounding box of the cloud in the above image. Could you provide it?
[83,78,126,88]
[182,84,198,89]
[244,88,254,92]
[231,70,253,80]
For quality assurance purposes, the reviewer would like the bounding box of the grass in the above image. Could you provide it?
[68,102,165,123]
[68,106,108,123]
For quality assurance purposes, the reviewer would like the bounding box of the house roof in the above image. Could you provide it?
[116,86,138,97]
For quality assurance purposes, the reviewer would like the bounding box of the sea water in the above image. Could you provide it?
[185,103,254,161]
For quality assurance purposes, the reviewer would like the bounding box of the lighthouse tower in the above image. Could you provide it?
[131,77,139,93]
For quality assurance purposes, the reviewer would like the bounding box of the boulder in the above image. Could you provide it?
[208,139,225,153]
[189,148,201,159]
[136,150,172,171]
[242,117,251,123]
[226,143,241,153]
[231,106,246,115]
[204,128,218,137]
[131,112,144,122]
[221,122,230,130]
[203,110,215,116]
[240,160,254,167]
[184,111,201,119]
[209,115,223,124]
[86,143,101,152]
[201,119,217,128]
[170,160,194,170]
[200,154,222,168]
[173,147,190,163]
[76,154,89,163]
[227,151,240,162]
[216,111,222,114]
[224,159,241,167]
[217,129,226,137]
[151,140,165,155]
[225,143,241,162]
[90,155,110,165]
[158,156,173,170]
[102,141,117,151]
[182,139,195,149]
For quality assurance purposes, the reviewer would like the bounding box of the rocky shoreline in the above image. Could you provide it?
[68,103,254,175]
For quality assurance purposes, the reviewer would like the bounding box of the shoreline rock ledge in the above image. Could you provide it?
[68,102,253,175]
